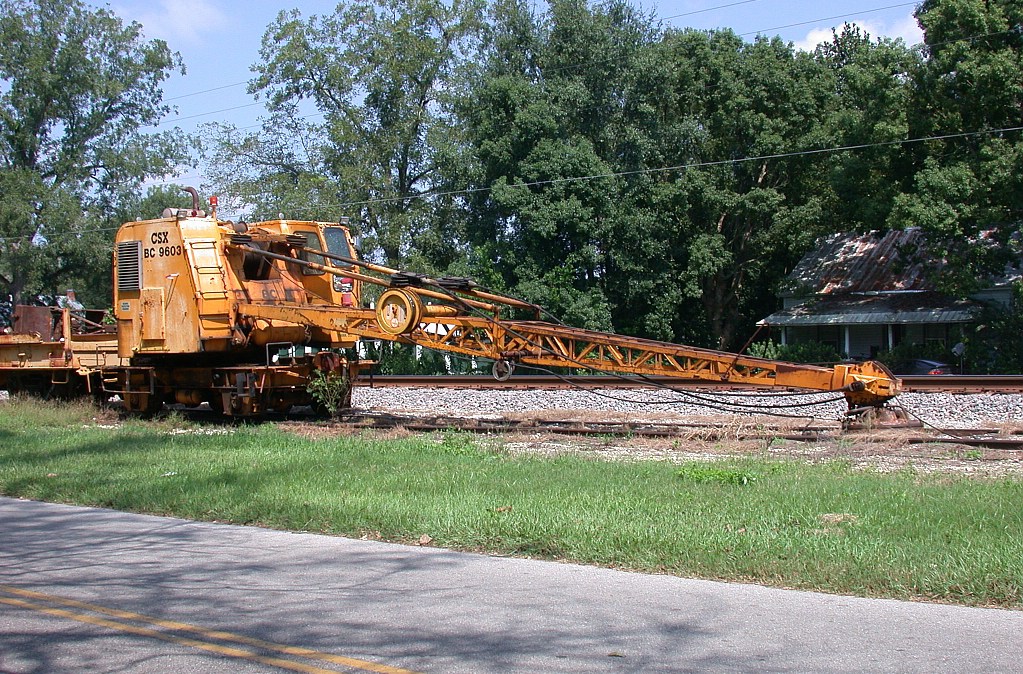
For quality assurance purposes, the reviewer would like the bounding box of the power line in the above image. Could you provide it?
[3,124,1020,245]
[152,1,767,105]
[736,2,921,39]
[151,2,922,127]
[164,80,249,101]
[154,101,264,126]
[311,124,1023,213]
[541,1,923,78]
[923,26,1022,51]
[658,0,764,22]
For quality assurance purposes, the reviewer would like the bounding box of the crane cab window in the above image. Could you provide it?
[323,226,353,267]
[293,231,325,275]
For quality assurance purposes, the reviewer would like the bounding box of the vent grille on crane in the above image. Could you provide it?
[116,240,143,291]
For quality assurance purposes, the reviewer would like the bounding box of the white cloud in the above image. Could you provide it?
[886,15,926,46]
[793,27,835,52]
[115,0,230,46]
[793,15,925,52]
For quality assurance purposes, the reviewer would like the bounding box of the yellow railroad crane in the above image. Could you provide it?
[2,189,902,423]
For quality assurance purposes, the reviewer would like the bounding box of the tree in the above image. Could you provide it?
[200,117,335,222]
[661,32,844,349]
[462,0,666,333]
[892,0,1023,293]
[0,0,187,306]
[219,0,485,271]
[465,6,845,349]
[815,24,919,231]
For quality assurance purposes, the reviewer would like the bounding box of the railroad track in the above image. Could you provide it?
[335,411,1023,450]
[356,374,1023,394]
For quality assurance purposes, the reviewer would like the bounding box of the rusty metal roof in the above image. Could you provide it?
[781,228,935,297]
[760,292,981,327]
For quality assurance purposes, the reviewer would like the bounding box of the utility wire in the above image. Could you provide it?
[147,6,1016,137]
[149,15,1017,152]
[738,1,920,39]
[148,0,766,107]
[295,124,1023,214]
[155,101,264,126]
[164,81,249,101]
[658,0,765,22]
[4,123,1021,245]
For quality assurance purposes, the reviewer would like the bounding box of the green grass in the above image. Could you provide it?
[1,397,1021,607]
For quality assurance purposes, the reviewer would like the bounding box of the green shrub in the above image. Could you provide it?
[748,339,842,365]
[306,370,351,417]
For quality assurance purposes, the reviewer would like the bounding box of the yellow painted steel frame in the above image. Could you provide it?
[237,303,901,408]
[0,308,121,392]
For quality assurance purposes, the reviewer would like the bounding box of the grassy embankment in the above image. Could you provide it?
[1,397,1020,607]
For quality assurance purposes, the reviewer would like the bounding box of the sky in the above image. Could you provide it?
[106,0,926,188]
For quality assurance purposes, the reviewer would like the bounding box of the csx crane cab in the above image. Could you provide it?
[113,210,362,358]
[110,192,365,415]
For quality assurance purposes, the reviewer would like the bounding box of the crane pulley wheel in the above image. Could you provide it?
[492,359,515,381]
[376,289,423,336]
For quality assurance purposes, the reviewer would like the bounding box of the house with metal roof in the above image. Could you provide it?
[758,228,1017,359]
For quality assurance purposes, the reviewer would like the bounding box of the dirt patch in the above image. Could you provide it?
[501,422,1023,477]
[278,411,1023,478]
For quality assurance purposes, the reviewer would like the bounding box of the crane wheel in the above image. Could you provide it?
[376,289,423,335]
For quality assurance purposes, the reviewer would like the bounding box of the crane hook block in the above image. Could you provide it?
[376,289,423,336]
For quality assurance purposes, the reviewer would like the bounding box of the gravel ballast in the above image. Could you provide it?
[353,386,1023,429]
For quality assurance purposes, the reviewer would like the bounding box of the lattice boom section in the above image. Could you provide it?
[234,306,866,395]
[494,321,784,383]
[398,317,794,384]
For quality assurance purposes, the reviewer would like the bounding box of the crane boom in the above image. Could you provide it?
[239,302,899,407]
[232,239,901,413]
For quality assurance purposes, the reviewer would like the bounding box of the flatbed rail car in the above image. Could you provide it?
[0,189,904,423]
[0,305,121,398]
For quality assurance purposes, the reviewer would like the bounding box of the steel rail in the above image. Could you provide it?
[354,373,1023,394]
[335,412,1023,450]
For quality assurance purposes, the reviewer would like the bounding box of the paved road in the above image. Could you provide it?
[1,497,1019,673]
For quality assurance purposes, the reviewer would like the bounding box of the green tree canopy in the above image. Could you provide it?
[205,0,484,272]
[0,0,187,306]
[893,0,1023,292]
[815,24,919,230]
[463,1,846,348]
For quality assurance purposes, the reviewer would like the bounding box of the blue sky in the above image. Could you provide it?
[107,0,925,187]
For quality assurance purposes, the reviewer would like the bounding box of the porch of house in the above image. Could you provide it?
[758,291,979,360]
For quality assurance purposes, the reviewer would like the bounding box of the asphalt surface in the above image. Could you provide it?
[1,496,1019,673]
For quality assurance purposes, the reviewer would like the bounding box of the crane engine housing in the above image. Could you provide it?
[106,197,364,415]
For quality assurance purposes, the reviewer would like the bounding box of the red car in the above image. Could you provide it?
[893,359,954,375]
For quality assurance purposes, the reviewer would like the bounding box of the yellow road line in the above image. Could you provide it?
[0,585,418,674]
